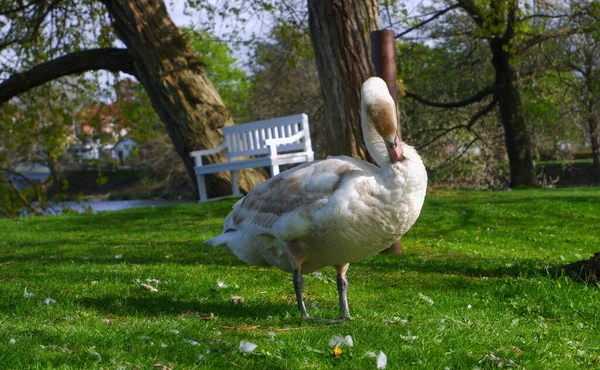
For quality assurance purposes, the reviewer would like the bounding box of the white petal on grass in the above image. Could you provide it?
[366,351,376,357]
[24,287,35,298]
[382,316,408,324]
[140,283,158,292]
[217,280,228,288]
[239,340,258,353]
[418,293,434,305]
[376,351,387,369]
[169,329,180,335]
[87,346,101,361]
[329,335,353,348]
[400,335,418,341]
[197,354,205,360]
[183,338,200,346]
[9,338,16,345]
[147,279,161,285]
[161,343,168,348]
[115,254,123,259]
[44,297,56,305]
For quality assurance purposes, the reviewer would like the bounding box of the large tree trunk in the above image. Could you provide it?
[489,38,539,188]
[100,0,267,199]
[308,0,379,160]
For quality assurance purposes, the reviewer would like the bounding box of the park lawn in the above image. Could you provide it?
[0,187,599,369]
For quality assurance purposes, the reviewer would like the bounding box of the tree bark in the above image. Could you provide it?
[308,0,379,160]
[100,0,267,199]
[0,48,137,104]
[489,38,539,187]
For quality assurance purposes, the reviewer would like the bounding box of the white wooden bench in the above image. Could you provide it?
[190,113,314,202]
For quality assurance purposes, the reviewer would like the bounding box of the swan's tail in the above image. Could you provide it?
[204,232,233,251]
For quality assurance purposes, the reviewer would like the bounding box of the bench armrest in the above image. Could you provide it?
[265,131,306,148]
[190,142,227,166]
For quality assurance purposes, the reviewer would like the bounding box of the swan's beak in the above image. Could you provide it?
[386,134,405,162]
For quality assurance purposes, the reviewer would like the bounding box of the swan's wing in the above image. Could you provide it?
[224,157,374,239]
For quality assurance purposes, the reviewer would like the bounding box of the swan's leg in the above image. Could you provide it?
[293,268,310,318]
[336,263,351,319]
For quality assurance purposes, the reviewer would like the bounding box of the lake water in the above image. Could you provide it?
[43,199,192,215]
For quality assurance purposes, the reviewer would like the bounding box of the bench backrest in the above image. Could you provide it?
[222,114,311,160]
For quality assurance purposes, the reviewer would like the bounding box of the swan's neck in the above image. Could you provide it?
[361,111,392,169]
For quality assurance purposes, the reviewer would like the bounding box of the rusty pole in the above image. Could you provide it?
[371,29,403,255]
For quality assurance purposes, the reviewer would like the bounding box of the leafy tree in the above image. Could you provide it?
[0,0,267,200]
[185,29,253,124]
[398,0,597,187]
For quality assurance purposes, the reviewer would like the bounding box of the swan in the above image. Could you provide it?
[206,77,427,321]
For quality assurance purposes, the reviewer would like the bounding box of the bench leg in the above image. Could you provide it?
[270,164,280,176]
[230,170,241,196]
[197,174,208,202]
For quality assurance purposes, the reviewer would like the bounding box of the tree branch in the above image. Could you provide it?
[394,4,460,38]
[0,48,137,105]
[517,27,578,54]
[417,95,498,150]
[405,84,499,108]
[456,0,484,26]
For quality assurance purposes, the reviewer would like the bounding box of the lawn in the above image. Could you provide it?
[1,187,600,369]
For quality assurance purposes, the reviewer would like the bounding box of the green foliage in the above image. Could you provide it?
[1,188,600,368]
[185,29,253,123]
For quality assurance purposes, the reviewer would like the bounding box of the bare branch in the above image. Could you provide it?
[517,27,578,54]
[0,48,137,105]
[417,96,498,150]
[518,13,573,22]
[394,4,460,38]
[431,137,479,171]
[0,170,43,216]
[405,84,499,108]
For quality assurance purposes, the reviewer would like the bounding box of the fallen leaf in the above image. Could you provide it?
[222,324,260,330]
[152,363,173,370]
[140,283,158,292]
[180,311,215,320]
[230,296,245,304]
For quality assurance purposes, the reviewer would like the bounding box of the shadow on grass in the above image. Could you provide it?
[361,253,554,280]
[74,294,294,319]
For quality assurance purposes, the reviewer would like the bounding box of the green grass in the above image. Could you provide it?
[1,188,600,369]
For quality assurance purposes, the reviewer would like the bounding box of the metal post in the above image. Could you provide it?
[371,29,403,255]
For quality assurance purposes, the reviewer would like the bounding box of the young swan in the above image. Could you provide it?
[206,77,427,321]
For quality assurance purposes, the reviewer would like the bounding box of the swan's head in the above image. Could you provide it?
[360,77,404,162]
